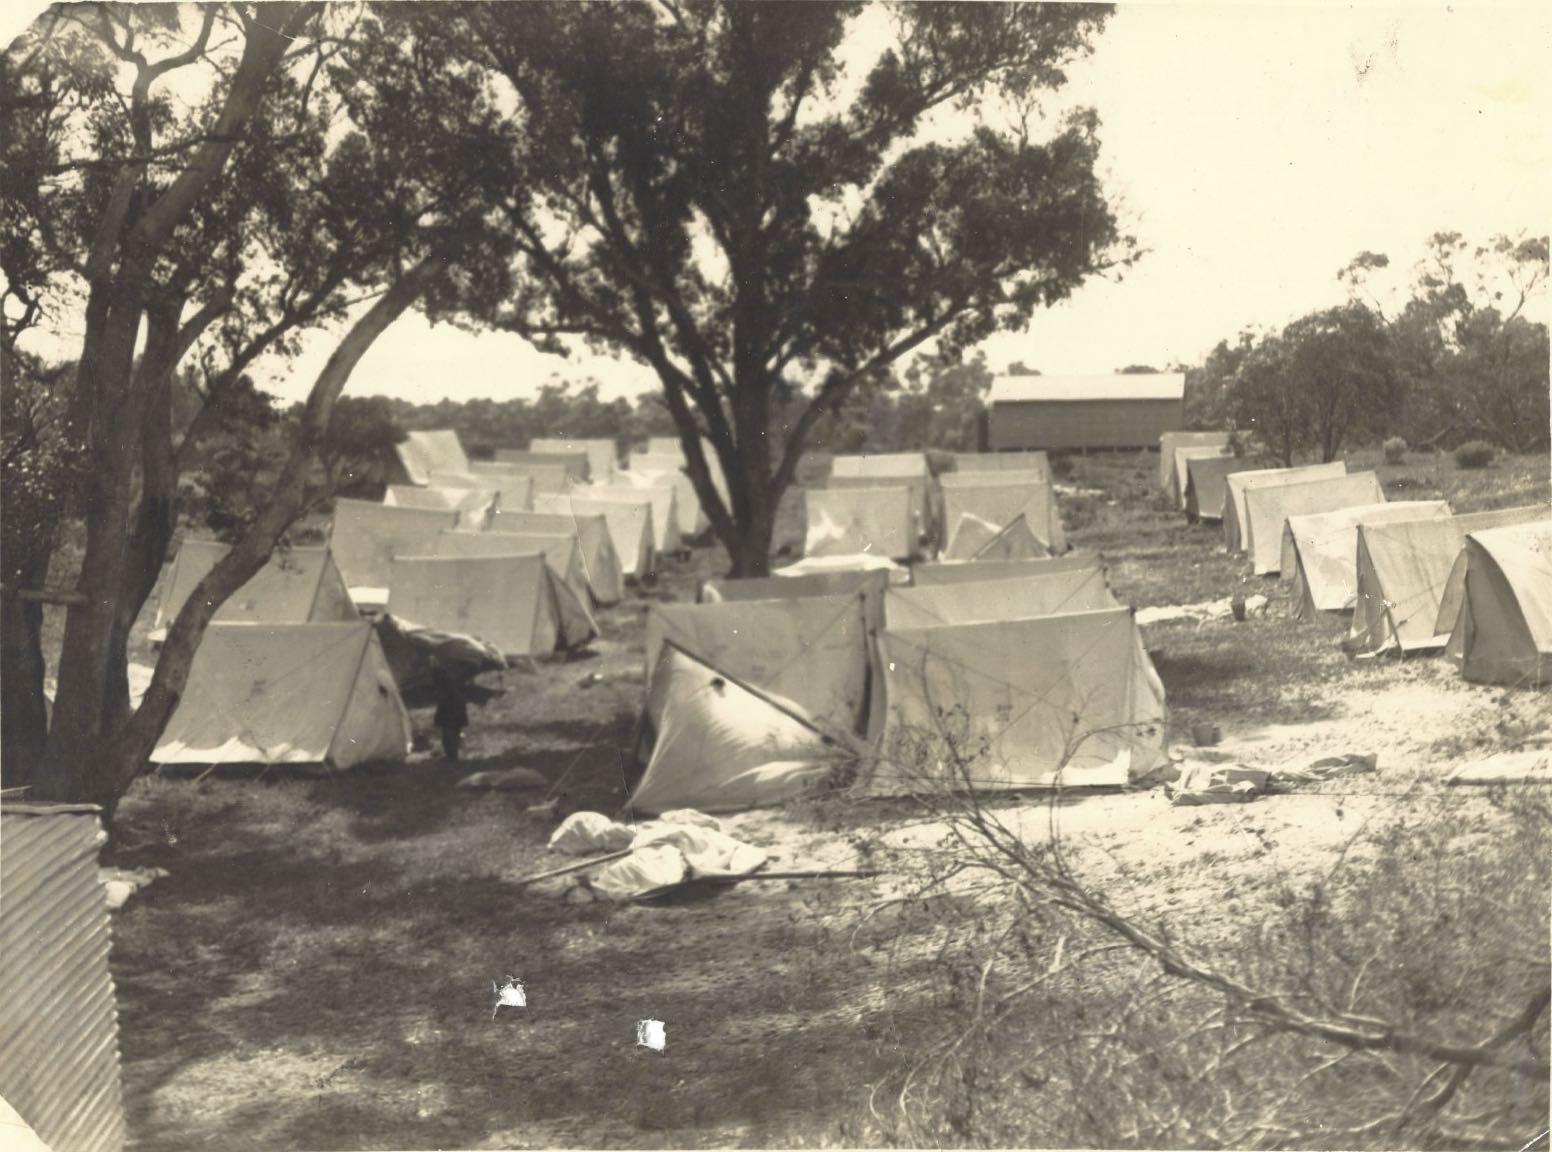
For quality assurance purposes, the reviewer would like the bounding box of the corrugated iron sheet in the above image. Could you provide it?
[1,804,126,1152]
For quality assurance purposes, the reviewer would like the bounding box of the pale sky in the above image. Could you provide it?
[8,1,1549,404]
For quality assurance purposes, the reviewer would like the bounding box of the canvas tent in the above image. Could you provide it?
[152,540,357,640]
[627,452,710,537]
[465,463,535,511]
[1347,505,1548,656]
[383,483,497,526]
[1223,462,1348,552]
[534,491,655,580]
[1183,454,1260,521]
[943,513,1049,562]
[627,644,855,814]
[912,552,1102,586]
[939,474,1066,553]
[151,622,411,768]
[830,453,933,536]
[394,429,470,486]
[529,437,617,483]
[494,448,589,482]
[804,486,916,560]
[868,607,1165,794]
[483,458,571,496]
[884,566,1119,631]
[644,594,871,736]
[953,451,1051,480]
[1172,445,1232,509]
[1159,431,1232,493]
[596,476,682,553]
[1282,501,1452,619]
[389,552,593,657]
[431,529,596,621]
[700,568,889,631]
[489,509,624,604]
[1244,471,1384,575]
[329,499,459,604]
[1440,519,1552,686]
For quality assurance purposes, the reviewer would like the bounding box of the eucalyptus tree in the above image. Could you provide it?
[448,1,1131,575]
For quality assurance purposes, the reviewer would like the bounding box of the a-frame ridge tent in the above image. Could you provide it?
[943,511,1050,562]
[829,453,933,540]
[534,491,655,581]
[627,643,858,815]
[625,453,710,538]
[394,429,471,487]
[912,552,1102,586]
[1159,431,1232,493]
[1172,445,1232,509]
[431,529,597,623]
[387,552,595,658]
[1282,501,1452,619]
[867,606,1166,795]
[151,621,411,769]
[482,457,572,496]
[529,437,618,484]
[328,499,460,604]
[938,473,1066,553]
[1224,462,1348,553]
[383,483,497,526]
[151,539,357,640]
[804,486,917,560]
[884,566,1118,631]
[1183,454,1261,521]
[1244,471,1384,575]
[1440,518,1552,686]
[644,594,872,737]
[590,479,682,554]
[464,463,535,512]
[494,448,589,482]
[1347,504,1548,656]
[488,508,625,604]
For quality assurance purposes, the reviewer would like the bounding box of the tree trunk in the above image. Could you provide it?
[1,596,51,785]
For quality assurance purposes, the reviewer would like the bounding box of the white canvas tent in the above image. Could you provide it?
[1172,445,1232,509]
[943,513,1049,562]
[1183,454,1261,521]
[953,451,1051,480]
[1282,501,1451,619]
[384,484,497,527]
[431,529,597,621]
[483,458,571,496]
[938,474,1065,553]
[465,463,536,511]
[151,622,411,768]
[1245,471,1384,575]
[494,448,589,482]
[912,552,1102,586]
[489,509,624,604]
[627,452,710,538]
[330,499,459,603]
[869,607,1165,794]
[1441,518,1552,686]
[529,437,617,483]
[644,594,871,736]
[595,476,682,553]
[884,566,1118,631]
[534,491,655,580]
[830,453,933,536]
[387,552,595,657]
[804,486,916,560]
[1224,462,1348,552]
[1348,505,1548,656]
[394,429,470,486]
[627,644,856,814]
[152,540,357,640]
[1159,431,1231,493]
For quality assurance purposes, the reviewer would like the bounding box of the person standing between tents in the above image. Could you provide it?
[432,667,470,761]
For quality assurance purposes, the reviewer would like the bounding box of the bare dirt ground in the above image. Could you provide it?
[103,448,1550,1149]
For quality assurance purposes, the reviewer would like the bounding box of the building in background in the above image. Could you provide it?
[984,373,1186,451]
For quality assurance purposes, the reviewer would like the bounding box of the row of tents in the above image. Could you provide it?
[1160,431,1552,688]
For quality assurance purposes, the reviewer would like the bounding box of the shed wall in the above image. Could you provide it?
[990,397,1183,450]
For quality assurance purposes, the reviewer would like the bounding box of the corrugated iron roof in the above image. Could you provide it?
[1,806,125,1152]
[988,373,1186,403]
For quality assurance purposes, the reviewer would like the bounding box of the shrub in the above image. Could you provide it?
[1453,440,1497,469]
[1382,436,1407,464]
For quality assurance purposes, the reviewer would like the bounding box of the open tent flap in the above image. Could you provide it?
[1283,501,1452,617]
[644,594,872,736]
[627,643,859,815]
[373,612,505,700]
[1223,461,1348,552]
[1245,471,1384,575]
[867,607,1165,795]
[884,565,1117,631]
[971,514,1050,562]
[151,622,411,768]
[943,512,1001,560]
[939,478,1064,553]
